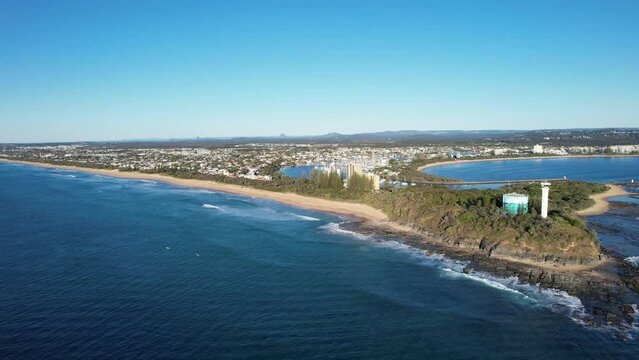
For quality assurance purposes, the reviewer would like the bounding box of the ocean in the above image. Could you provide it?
[1,162,639,359]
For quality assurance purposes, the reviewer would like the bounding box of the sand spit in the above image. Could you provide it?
[576,184,630,216]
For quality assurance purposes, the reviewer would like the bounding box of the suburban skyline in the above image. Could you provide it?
[1,0,638,142]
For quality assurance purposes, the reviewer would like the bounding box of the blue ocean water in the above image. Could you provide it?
[424,157,639,184]
[586,195,639,262]
[1,163,639,359]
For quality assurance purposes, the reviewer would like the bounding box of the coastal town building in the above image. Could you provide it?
[347,163,364,178]
[363,173,381,190]
[533,144,543,154]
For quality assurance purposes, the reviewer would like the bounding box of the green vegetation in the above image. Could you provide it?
[311,169,344,191]
[368,182,606,258]
[347,172,374,192]
[259,159,284,179]
[397,158,453,183]
[509,181,607,212]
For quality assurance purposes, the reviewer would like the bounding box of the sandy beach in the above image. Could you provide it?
[576,184,630,216]
[0,159,414,234]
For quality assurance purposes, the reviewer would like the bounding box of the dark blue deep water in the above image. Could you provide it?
[1,163,639,359]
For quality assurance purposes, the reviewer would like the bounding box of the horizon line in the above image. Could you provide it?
[2,127,638,146]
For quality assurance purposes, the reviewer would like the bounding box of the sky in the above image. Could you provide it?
[1,0,638,143]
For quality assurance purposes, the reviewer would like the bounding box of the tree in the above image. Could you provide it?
[347,173,373,192]
[313,169,343,192]
[328,170,344,191]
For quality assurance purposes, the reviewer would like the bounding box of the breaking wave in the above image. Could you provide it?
[625,256,639,267]
[322,221,588,324]
[289,213,321,221]
[202,204,221,210]
[201,203,320,222]
[319,222,371,240]
[443,269,587,323]
[51,173,76,178]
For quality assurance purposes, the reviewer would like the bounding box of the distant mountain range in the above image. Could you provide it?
[114,129,527,145]
[4,128,639,147]
[113,128,639,147]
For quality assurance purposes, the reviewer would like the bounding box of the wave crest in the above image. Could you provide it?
[319,222,371,240]
[290,213,321,221]
[202,204,221,210]
[625,256,639,267]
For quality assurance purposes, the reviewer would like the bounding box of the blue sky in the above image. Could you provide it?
[1,0,637,142]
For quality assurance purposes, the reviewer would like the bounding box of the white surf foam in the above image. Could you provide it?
[441,269,529,298]
[323,221,589,324]
[289,213,321,221]
[439,265,587,323]
[51,173,76,178]
[625,256,639,267]
[319,222,371,240]
[201,203,320,222]
[202,204,221,210]
[188,189,216,194]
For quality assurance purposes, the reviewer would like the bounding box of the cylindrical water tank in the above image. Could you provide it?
[502,193,529,215]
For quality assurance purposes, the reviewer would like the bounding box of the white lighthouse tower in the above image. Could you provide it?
[540,182,551,219]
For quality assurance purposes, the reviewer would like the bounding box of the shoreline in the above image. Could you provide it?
[418,154,639,171]
[0,158,414,235]
[0,158,610,271]
[576,184,630,216]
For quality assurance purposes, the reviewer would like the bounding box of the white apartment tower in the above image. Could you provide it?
[533,144,543,154]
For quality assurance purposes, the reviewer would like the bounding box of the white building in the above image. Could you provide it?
[533,144,543,154]
[366,173,381,191]
[347,163,364,178]
[608,145,639,154]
